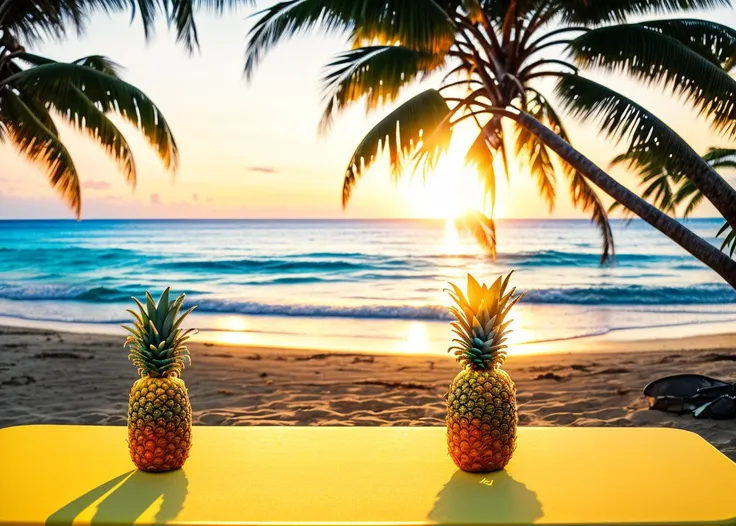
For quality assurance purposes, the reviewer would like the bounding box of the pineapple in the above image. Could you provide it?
[445,271,523,472]
[123,288,197,472]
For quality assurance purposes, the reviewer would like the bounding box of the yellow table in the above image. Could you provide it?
[0,425,734,525]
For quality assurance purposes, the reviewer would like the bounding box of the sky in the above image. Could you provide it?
[1,3,736,220]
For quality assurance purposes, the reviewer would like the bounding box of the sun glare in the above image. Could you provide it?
[402,139,508,220]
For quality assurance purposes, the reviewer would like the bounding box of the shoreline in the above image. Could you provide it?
[1,324,734,461]
[0,313,735,357]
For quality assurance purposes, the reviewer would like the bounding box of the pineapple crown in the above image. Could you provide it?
[123,288,197,378]
[445,271,523,369]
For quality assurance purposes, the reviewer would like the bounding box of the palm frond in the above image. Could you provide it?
[515,125,556,211]
[0,1,252,53]
[15,90,58,136]
[342,89,451,206]
[515,95,556,211]
[244,0,455,80]
[46,84,137,187]
[568,169,616,263]
[703,147,736,170]
[0,88,80,216]
[524,87,615,262]
[677,147,736,217]
[73,55,125,77]
[637,19,736,68]
[555,75,696,181]
[13,52,55,67]
[716,221,735,257]
[0,0,85,42]
[8,62,178,172]
[556,0,730,25]
[674,177,705,216]
[570,24,736,136]
[610,149,679,215]
[454,210,497,259]
[319,45,445,132]
[465,125,499,214]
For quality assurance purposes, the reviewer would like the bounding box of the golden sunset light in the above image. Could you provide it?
[1,1,736,493]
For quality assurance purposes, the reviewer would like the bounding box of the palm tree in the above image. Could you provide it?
[613,146,736,257]
[0,0,254,216]
[243,0,736,288]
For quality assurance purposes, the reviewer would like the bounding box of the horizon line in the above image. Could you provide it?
[0,216,725,222]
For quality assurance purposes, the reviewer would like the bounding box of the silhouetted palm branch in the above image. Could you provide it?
[342,88,451,206]
[320,46,446,132]
[570,22,736,135]
[0,0,254,52]
[0,49,178,216]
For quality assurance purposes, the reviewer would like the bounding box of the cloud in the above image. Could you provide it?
[246,166,277,174]
[192,193,199,202]
[84,180,112,190]
[150,193,161,205]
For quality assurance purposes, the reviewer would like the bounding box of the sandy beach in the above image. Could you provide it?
[1,325,735,460]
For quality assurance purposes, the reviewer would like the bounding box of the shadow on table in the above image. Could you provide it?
[428,469,543,524]
[46,469,188,525]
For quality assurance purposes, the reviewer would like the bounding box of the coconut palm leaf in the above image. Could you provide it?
[556,0,730,25]
[570,24,736,136]
[0,0,84,41]
[519,87,614,261]
[454,210,497,259]
[50,84,137,187]
[676,148,736,216]
[15,90,58,135]
[342,88,451,206]
[703,147,736,170]
[7,53,136,185]
[717,222,736,257]
[244,0,455,79]
[465,129,497,213]
[516,92,557,212]
[611,144,736,221]
[636,19,736,68]
[675,177,705,216]
[639,169,677,215]
[0,88,80,215]
[0,0,254,52]
[73,54,125,76]
[7,62,178,171]
[515,125,556,211]
[16,52,125,77]
[319,45,446,132]
[555,75,694,174]
[610,148,679,213]
[412,111,454,177]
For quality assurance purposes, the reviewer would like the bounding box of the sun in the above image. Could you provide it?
[405,163,506,220]
[401,137,508,220]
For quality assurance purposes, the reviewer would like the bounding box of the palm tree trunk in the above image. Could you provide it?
[514,110,736,290]
[678,143,736,231]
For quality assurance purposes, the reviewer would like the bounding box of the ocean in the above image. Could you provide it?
[0,218,734,355]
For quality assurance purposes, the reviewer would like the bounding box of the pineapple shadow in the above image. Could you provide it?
[46,469,188,526]
[428,470,543,524]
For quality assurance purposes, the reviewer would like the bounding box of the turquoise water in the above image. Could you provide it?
[0,218,734,354]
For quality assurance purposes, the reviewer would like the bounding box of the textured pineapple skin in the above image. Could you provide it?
[128,376,192,472]
[446,366,517,472]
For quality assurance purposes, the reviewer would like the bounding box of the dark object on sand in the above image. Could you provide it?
[644,374,735,419]
[693,395,736,420]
